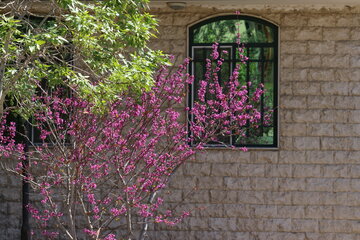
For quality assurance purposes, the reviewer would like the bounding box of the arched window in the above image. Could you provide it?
[188,15,278,147]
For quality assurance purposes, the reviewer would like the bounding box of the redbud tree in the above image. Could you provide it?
[0,43,266,240]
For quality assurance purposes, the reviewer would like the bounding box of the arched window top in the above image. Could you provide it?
[190,15,277,44]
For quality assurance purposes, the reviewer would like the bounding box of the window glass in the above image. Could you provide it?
[189,15,278,147]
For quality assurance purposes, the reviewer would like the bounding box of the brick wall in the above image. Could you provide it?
[147,5,360,240]
[1,4,360,240]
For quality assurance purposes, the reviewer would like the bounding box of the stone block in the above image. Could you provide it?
[336,41,360,55]
[224,177,251,190]
[281,96,307,109]
[321,82,349,95]
[279,178,306,191]
[319,220,352,233]
[251,178,278,191]
[253,152,279,163]
[306,206,333,219]
[266,164,292,177]
[293,27,323,41]
[223,204,253,218]
[197,176,224,189]
[293,137,320,150]
[263,218,292,232]
[292,219,319,232]
[320,110,349,123]
[183,163,211,176]
[281,14,308,26]
[308,41,335,55]
[306,178,334,191]
[282,41,308,54]
[279,151,306,164]
[292,110,321,123]
[293,82,321,95]
[254,205,277,218]
[307,96,335,109]
[208,217,237,231]
[309,69,335,81]
[211,163,238,177]
[323,165,348,178]
[292,192,322,205]
[322,55,350,68]
[334,179,351,192]
[237,218,264,232]
[350,56,360,68]
[210,190,237,203]
[277,205,305,219]
[323,28,351,41]
[238,164,265,177]
[264,191,292,204]
[308,15,336,26]
[238,191,264,204]
[294,55,321,68]
[305,150,335,164]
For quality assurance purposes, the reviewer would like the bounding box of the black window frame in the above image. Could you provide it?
[188,15,279,148]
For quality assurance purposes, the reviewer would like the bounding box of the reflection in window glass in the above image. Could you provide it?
[189,15,278,147]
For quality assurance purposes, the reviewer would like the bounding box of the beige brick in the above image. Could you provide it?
[281,54,294,68]
[282,14,308,26]
[195,150,223,163]
[253,151,278,163]
[282,123,307,136]
[349,83,360,96]
[292,192,321,205]
[211,163,238,177]
[264,191,292,205]
[280,27,296,41]
[308,96,335,109]
[222,150,251,163]
[350,28,360,40]
[308,41,335,55]
[306,151,335,164]
[319,220,352,233]
[257,232,306,240]
[348,165,360,178]
[263,218,292,232]
[304,233,335,240]
[294,55,322,68]
[195,203,224,218]
[321,137,352,150]
[293,110,320,123]
[322,55,350,68]
[293,82,321,95]
[308,15,336,26]
[293,69,309,81]
[279,178,306,191]
[293,137,320,150]
[266,164,292,177]
[307,124,334,137]
[169,176,196,189]
[251,178,278,191]
[321,82,349,95]
[336,15,360,27]
[279,151,306,164]
[293,164,321,178]
[157,26,186,40]
[223,204,253,218]
[349,110,360,123]
[309,69,335,81]
[237,218,264,232]
[320,110,349,123]
[280,111,293,123]
[282,41,308,54]
[334,96,357,110]
[346,193,360,206]
[281,96,307,109]
[280,137,294,150]
[306,206,333,219]
[183,163,211,176]
[336,69,360,81]
[292,219,319,232]
[224,177,251,190]
[277,205,305,219]
[197,176,224,189]
[335,151,360,164]
[323,165,348,178]
[334,179,351,192]
[350,56,360,68]
[209,217,237,231]
[350,179,360,192]
[336,41,360,55]
[238,191,264,204]
[293,27,323,41]
[280,82,293,95]
[187,190,210,203]
[188,217,209,230]
[238,164,265,177]
[323,28,351,41]
[334,206,360,220]
[210,190,237,203]
[334,124,360,136]
[254,205,277,218]
[306,178,333,191]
